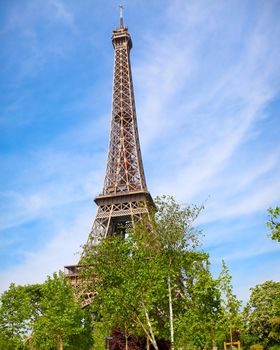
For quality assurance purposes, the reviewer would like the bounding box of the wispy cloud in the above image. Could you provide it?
[1,0,77,82]
[0,208,93,292]
[1,0,280,301]
[0,149,102,232]
[47,0,75,25]
[3,0,75,33]
[134,0,280,223]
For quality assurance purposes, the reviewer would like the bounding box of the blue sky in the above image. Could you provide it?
[1,0,280,302]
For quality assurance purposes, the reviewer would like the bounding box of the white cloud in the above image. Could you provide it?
[232,256,280,303]
[4,0,75,33]
[0,149,102,232]
[223,243,280,262]
[47,0,74,25]
[133,0,280,224]
[1,0,78,81]
[0,207,94,292]
[1,0,280,303]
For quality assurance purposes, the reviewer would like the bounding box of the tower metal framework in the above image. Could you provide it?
[65,10,154,308]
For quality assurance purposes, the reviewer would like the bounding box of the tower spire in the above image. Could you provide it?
[119,4,124,29]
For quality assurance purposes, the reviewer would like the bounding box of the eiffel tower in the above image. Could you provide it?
[65,7,154,306]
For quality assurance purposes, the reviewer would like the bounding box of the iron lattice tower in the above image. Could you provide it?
[65,10,154,306]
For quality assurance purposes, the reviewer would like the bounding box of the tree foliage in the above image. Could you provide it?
[1,195,263,349]
[31,272,92,349]
[82,196,222,348]
[244,281,280,346]
[267,207,280,242]
[218,260,242,342]
[0,273,92,350]
[0,282,42,349]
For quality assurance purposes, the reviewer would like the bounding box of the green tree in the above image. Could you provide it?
[83,233,165,350]
[0,283,40,349]
[270,317,280,342]
[244,281,280,346]
[267,207,280,242]
[133,196,204,349]
[0,274,93,350]
[82,195,221,349]
[31,272,92,350]
[175,254,221,349]
[218,260,242,343]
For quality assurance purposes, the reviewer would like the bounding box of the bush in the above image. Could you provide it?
[250,344,264,350]
[268,346,280,350]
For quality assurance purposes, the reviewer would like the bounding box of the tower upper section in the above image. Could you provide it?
[101,13,148,196]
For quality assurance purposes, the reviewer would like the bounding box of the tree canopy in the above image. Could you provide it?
[81,196,224,349]
[267,207,280,242]
[243,281,280,346]
[1,197,279,349]
[0,272,92,350]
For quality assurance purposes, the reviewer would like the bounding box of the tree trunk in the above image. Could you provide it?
[125,327,129,350]
[141,302,159,350]
[57,335,63,350]
[147,336,150,350]
[211,328,217,350]
[168,275,175,350]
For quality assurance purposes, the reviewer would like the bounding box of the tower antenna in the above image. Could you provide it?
[119,4,124,28]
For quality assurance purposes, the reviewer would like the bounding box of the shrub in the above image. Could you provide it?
[250,344,264,350]
[268,346,280,350]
